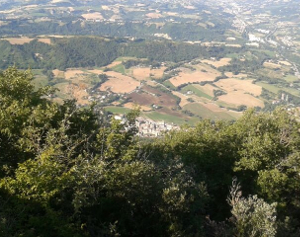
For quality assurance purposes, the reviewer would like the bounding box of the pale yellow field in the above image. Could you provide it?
[4,37,33,45]
[170,67,221,87]
[132,68,151,80]
[202,102,228,113]
[172,91,189,108]
[184,5,196,9]
[151,67,166,78]
[293,41,300,46]
[112,101,120,106]
[263,62,281,69]
[37,38,51,44]
[132,67,166,80]
[52,69,65,78]
[38,35,73,38]
[82,12,104,20]
[100,71,140,93]
[106,61,122,68]
[145,13,162,18]
[68,84,89,105]
[110,15,122,21]
[51,0,67,3]
[218,91,264,108]
[87,69,103,74]
[65,69,85,80]
[206,22,215,27]
[202,58,232,67]
[225,44,242,48]
[3,37,51,45]
[24,4,38,9]
[102,5,110,10]
[279,61,291,66]
[201,42,225,47]
[197,22,207,28]
[166,12,178,16]
[146,81,162,88]
[193,63,221,73]
[0,21,8,26]
[214,79,262,96]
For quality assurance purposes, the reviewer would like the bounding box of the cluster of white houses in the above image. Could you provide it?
[114,115,179,137]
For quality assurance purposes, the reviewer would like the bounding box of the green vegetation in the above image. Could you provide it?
[0,37,240,71]
[105,106,131,114]
[183,103,235,120]
[257,81,300,98]
[111,63,126,74]
[257,81,281,94]
[181,85,213,100]
[1,68,300,236]
[284,74,299,82]
[162,80,177,90]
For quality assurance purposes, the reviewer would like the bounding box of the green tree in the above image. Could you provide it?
[228,178,277,237]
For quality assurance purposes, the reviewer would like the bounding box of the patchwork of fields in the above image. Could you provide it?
[42,52,300,124]
[6,36,297,125]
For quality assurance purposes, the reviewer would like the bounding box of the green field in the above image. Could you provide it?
[32,69,49,89]
[163,80,177,90]
[226,53,239,59]
[32,76,48,89]
[181,84,213,100]
[183,103,237,121]
[284,74,299,82]
[111,64,126,74]
[53,82,71,100]
[257,81,300,97]
[256,82,280,94]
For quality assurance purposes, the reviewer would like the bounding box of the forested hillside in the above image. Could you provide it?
[1,68,300,236]
[0,37,239,70]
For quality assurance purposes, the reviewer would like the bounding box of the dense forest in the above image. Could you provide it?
[1,67,300,236]
[0,37,242,71]
[0,20,228,42]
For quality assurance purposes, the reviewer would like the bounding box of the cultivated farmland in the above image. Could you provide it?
[100,71,140,93]
[169,66,221,87]
[202,57,232,67]
[214,78,262,96]
[218,91,264,107]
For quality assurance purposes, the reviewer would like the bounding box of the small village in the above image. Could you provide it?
[114,114,179,137]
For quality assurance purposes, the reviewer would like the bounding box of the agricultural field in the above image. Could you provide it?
[181,85,213,100]
[214,79,262,96]
[130,67,166,81]
[202,58,232,67]
[183,103,240,120]
[0,0,300,127]
[169,65,221,87]
[218,91,264,108]
[23,44,300,125]
[99,72,140,94]
[1,37,52,45]
[29,52,300,124]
